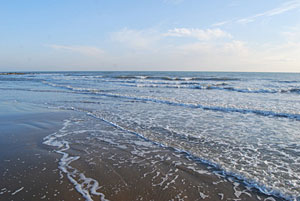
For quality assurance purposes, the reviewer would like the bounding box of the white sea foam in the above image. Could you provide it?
[43,119,109,201]
[85,110,299,200]
[42,80,300,121]
[7,72,299,200]
[11,187,24,195]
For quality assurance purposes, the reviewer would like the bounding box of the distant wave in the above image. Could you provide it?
[42,81,104,93]
[112,75,241,81]
[0,77,44,82]
[43,81,300,121]
[95,93,300,121]
[0,87,73,94]
[281,88,300,93]
[274,80,300,84]
[113,75,148,79]
[121,83,300,95]
[120,83,226,90]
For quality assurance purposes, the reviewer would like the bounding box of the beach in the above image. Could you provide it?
[0,72,299,200]
[0,101,282,201]
[0,102,83,201]
[2,0,300,200]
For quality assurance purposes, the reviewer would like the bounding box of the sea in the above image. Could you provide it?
[1,71,299,200]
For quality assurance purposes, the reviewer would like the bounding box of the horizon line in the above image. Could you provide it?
[1,70,300,74]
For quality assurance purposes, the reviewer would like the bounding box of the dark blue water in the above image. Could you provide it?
[1,71,300,200]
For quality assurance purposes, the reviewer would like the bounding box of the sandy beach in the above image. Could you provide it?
[0,103,82,201]
[2,0,300,199]
[0,101,283,201]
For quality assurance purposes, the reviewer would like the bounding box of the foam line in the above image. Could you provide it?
[43,120,109,201]
[83,111,295,201]
[42,81,300,121]
[47,105,298,200]
[92,93,300,121]
[120,83,300,95]
[11,187,24,196]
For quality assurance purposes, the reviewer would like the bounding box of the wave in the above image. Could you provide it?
[113,75,149,79]
[112,75,241,81]
[99,79,206,86]
[94,93,300,121]
[42,81,300,121]
[42,81,106,93]
[121,83,300,95]
[0,87,75,94]
[120,83,228,90]
[94,115,297,201]
[0,77,44,82]
[50,106,294,201]
[204,85,300,94]
[212,86,277,94]
[45,75,300,95]
[275,80,300,84]
[281,88,300,93]
[9,78,300,96]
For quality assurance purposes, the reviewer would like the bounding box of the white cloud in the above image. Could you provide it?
[111,28,161,49]
[110,28,300,71]
[212,0,300,26]
[237,0,300,24]
[263,0,300,16]
[212,20,231,27]
[164,28,232,40]
[43,26,300,72]
[48,44,104,57]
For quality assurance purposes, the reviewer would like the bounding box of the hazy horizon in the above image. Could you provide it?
[1,0,300,72]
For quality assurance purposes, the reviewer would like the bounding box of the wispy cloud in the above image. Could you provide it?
[238,0,300,24]
[213,0,300,26]
[47,44,104,56]
[212,20,232,27]
[49,26,299,72]
[164,28,232,40]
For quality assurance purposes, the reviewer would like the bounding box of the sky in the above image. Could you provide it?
[1,0,300,72]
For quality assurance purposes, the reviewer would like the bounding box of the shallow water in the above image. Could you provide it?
[1,71,300,200]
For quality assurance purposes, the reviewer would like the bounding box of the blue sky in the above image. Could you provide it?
[1,0,300,72]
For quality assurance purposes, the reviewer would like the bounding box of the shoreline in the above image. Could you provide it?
[0,102,287,201]
[0,103,83,201]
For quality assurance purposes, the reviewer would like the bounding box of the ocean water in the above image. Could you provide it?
[1,71,300,200]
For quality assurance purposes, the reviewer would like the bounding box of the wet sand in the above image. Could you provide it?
[0,102,284,201]
[0,104,82,201]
